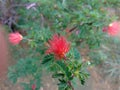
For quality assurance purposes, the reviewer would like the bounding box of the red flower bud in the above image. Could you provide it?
[32,84,36,90]
[107,21,120,36]
[9,32,23,45]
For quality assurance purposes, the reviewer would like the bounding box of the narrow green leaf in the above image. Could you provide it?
[42,54,54,64]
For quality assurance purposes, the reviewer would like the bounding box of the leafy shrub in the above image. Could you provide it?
[0,0,119,90]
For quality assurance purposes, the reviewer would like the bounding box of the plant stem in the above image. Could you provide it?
[68,81,74,90]
[64,57,74,90]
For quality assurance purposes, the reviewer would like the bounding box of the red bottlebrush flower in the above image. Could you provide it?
[31,84,36,90]
[107,21,120,36]
[9,32,23,45]
[46,34,70,59]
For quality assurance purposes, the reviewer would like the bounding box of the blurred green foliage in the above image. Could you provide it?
[3,0,119,90]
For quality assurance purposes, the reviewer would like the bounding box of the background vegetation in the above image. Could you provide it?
[0,0,120,90]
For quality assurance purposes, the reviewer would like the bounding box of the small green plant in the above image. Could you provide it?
[1,0,118,90]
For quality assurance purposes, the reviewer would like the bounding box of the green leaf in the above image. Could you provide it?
[8,57,39,84]
[73,48,81,60]
[56,61,72,79]
[78,72,89,85]
[42,54,54,64]
[80,79,85,85]
[58,81,67,90]
[8,72,17,84]
[21,83,30,90]
[52,73,65,78]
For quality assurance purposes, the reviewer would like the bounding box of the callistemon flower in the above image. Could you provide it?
[9,32,23,45]
[46,34,70,60]
[103,21,120,36]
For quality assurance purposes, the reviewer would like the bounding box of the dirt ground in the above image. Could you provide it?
[0,67,119,90]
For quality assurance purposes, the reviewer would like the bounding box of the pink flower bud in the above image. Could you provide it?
[32,84,36,90]
[107,21,120,36]
[9,32,23,45]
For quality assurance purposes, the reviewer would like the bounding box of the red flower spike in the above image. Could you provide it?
[107,21,120,36]
[32,84,36,90]
[46,34,70,60]
[9,32,23,45]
